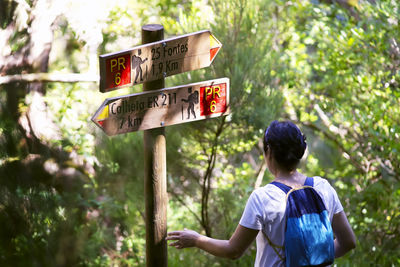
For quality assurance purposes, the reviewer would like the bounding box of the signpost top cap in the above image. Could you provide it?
[142,24,164,32]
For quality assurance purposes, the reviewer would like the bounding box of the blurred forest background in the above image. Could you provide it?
[0,0,399,266]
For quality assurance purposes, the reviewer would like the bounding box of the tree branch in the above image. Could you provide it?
[254,159,268,189]
[303,120,365,174]
[200,117,226,237]
[0,73,99,85]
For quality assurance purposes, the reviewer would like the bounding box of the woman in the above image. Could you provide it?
[166,120,356,266]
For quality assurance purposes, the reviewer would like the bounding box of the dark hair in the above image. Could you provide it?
[263,120,307,171]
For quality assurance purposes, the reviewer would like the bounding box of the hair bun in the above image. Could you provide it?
[286,147,304,162]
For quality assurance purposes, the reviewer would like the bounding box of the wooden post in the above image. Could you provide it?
[142,24,168,267]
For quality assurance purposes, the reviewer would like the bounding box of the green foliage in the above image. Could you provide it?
[0,0,17,29]
[279,0,400,264]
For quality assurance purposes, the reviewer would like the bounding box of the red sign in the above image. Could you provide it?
[200,83,227,116]
[105,54,131,89]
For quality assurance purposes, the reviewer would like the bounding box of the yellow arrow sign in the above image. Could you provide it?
[92,78,230,136]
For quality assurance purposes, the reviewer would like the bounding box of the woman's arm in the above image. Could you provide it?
[331,211,356,258]
[166,225,259,260]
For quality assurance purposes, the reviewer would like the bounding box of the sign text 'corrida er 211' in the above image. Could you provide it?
[92,78,230,136]
[99,30,222,93]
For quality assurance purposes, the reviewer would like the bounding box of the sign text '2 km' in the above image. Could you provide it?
[99,30,222,92]
[92,78,230,136]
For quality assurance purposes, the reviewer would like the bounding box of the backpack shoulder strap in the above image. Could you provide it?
[270,181,291,194]
[262,231,285,262]
[271,177,314,193]
[304,176,314,187]
[266,181,290,263]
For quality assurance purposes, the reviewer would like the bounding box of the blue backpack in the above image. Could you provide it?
[267,177,334,267]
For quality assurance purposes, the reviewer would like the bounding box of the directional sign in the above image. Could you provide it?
[99,30,222,93]
[92,78,230,136]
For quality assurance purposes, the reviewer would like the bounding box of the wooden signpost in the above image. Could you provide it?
[91,78,230,136]
[99,30,222,93]
[93,24,226,267]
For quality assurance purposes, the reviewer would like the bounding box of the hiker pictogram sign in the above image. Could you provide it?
[99,30,222,93]
[92,78,230,136]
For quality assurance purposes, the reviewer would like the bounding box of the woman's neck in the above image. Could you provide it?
[274,170,306,187]
[266,152,305,186]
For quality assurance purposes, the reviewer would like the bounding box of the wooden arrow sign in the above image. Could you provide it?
[99,30,222,93]
[92,78,230,136]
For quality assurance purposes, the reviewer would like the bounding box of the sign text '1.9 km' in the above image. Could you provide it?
[99,30,222,92]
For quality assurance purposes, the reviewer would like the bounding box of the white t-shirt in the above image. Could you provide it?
[239,176,344,267]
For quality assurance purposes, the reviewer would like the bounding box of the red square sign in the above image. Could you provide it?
[200,83,227,116]
[105,54,131,89]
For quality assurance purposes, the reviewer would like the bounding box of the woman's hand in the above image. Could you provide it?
[166,225,258,259]
[166,228,201,249]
